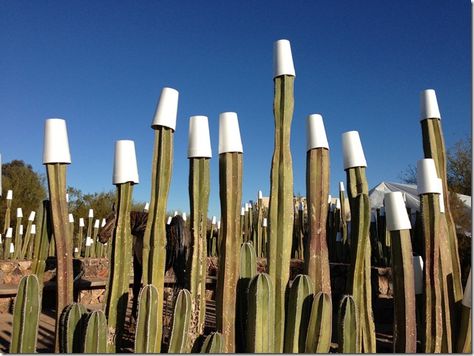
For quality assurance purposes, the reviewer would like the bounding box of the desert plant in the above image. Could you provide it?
[337,295,359,353]
[200,332,224,353]
[59,303,88,353]
[31,200,52,284]
[135,284,160,353]
[2,189,12,234]
[304,291,332,353]
[456,270,472,353]
[168,288,192,353]
[84,310,108,353]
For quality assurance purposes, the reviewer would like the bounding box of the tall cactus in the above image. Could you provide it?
[283,274,314,353]
[10,274,41,353]
[200,332,224,353]
[135,284,160,353]
[267,39,295,352]
[168,289,192,353]
[304,291,332,353]
[3,189,12,234]
[141,88,178,352]
[31,200,52,284]
[59,303,88,353]
[337,295,360,353]
[246,273,275,353]
[456,270,472,353]
[20,211,35,259]
[84,310,108,353]
[13,208,23,259]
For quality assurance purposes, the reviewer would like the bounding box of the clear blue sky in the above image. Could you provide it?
[0,0,471,218]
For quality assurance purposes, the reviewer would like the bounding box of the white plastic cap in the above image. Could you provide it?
[166,216,172,225]
[212,216,217,225]
[219,112,243,154]
[262,218,267,227]
[413,256,424,295]
[258,190,263,200]
[306,114,329,151]
[79,218,85,227]
[43,118,71,164]
[273,39,296,78]
[384,192,412,231]
[74,247,79,253]
[174,211,178,217]
[6,227,12,238]
[439,181,445,213]
[151,87,179,130]
[94,219,100,229]
[462,270,472,308]
[88,209,94,218]
[28,211,36,222]
[85,236,93,246]
[336,198,341,210]
[188,116,212,158]
[217,220,221,229]
[6,190,12,200]
[328,195,332,204]
[245,203,250,212]
[66,193,69,203]
[339,182,345,192]
[68,213,74,223]
[101,218,106,227]
[31,224,36,234]
[9,242,14,253]
[19,225,23,235]
[113,140,139,185]
[417,159,441,195]
[144,202,150,212]
[420,89,441,121]
[241,207,245,216]
[182,212,187,221]
[16,208,23,218]
[342,131,367,169]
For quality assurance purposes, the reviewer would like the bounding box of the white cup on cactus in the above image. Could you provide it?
[306,114,329,151]
[420,89,441,120]
[384,192,412,231]
[416,159,441,195]
[342,131,367,170]
[151,87,179,130]
[113,140,139,185]
[219,112,243,154]
[43,118,71,164]
[187,115,212,158]
[273,39,296,78]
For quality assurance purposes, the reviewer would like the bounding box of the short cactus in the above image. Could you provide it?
[337,295,360,353]
[83,310,108,353]
[135,284,160,353]
[304,291,332,353]
[200,332,224,353]
[59,302,88,353]
[168,288,192,353]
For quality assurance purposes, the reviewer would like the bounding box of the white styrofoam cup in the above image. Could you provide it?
[151,87,179,130]
[188,115,212,158]
[306,114,329,151]
[384,192,412,231]
[273,39,296,78]
[113,140,139,185]
[417,159,441,195]
[43,118,71,164]
[219,112,243,154]
[420,89,441,121]
[342,131,367,169]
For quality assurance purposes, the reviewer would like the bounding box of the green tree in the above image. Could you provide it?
[446,138,471,196]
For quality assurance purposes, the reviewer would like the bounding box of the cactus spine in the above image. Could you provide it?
[200,332,224,353]
[141,126,174,352]
[246,273,275,353]
[283,274,314,353]
[304,291,332,353]
[104,182,134,352]
[134,284,160,353]
[168,288,192,353]
[216,152,242,352]
[84,310,108,353]
[305,147,330,294]
[60,302,88,353]
[45,163,73,352]
[268,72,295,353]
[189,157,210,335]
[346,166,376,352]
[10,274,41,353]
[337,295,359,353]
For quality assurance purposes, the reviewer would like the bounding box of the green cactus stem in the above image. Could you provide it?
[168,288,192,353]
[246,273,275,353]
[189,157,210,336]
[200,332,224,353]
[31,200,52,286]
[104,182,134,352]
[283,274,314,353]
[13,212,23,259]
[305,147,330,295]
[2,192,12,235]
[268,73,295,352]
[216,151,242,353]
[45,163,73,352]
[456,270,472,353]
[60,303,88,353]
[134,284,160,353]
[84,310,108,353]
[141,126,174,352]
[345,167,376,352]
[20,217,34,260]
[438,214,453,352]
[337,295,360,353]
[255,195,265,257]
[10,274,41,353]
[390,229,417,352]
[304,291,332,353]
[77,222,84,257]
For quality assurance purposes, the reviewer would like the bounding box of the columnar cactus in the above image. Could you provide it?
[2,189,12,234]
[255,191,265,257]
[188,115,211,336]
[168,288,192,353]
[267,39,296,352]
[384,192,416,352]
[84,310,108,353]
[10,274,41,353]
[3,227,12,260]
[337,295,360,353]
[283,274,314,353]
[13,208,23,259]
[141,88,178,352]
[135,284,160,353]
[341,130,376,352]
[20,211,35,259]
[456,270,472,353]
[216,111,243,352]
[304,291,332,353]
[31,200,52,284]
[59,303,88,353]
[200,332,224,353]
[304,114,330,295]
[104,140,139,352]
[43,118,74,352]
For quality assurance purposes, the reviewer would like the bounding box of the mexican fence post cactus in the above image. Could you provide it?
[68,213,74,254]
[31,200,52,285]
[84,310,108,353]
[200,332,224,353]
[43,118,74,352]
[216,112,243,352]
[2,189,12,234]
[141,88,178,352]
[26,223,36,259]
[10,274,41,353]
[384,192,416,352]
[104,140,139,352]
[3,227,12,260]
[255,191,264,257]
[304,291,332,353]
[305,114,330,295]
[188,115,211,336]
[337,295,359,353]
[13,208,23,259]
[59,302,88,353]
[456,270,472,353]
[267,39,296,352]
[134,284,160,353]
[341,130,376,352]
[78,218,85,257]
[168,288,192,353]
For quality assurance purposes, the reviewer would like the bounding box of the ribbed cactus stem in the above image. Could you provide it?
[60,303,87,353]
[338,295,360,353]
[256,197,264,257]
[390,229,417,352]
[2,196,12,235]
[200,332,224,353]
[104,182,134,352]
[305,147,330,295]
[134,284,159,353]
[31,200,52,285]
[305,291,332,353]
[141,127,174,352]
[268,74,295,352]
[84,310,108,353]
[46,163,73,352]
[13,215,22,259]
[456,270,472,353]
[10,274,41,353]
[216,152,242,353]
[345,166,376,352]
[189,157,210,336]
[283,274,314,353]
[168,288,192,353]
[20,219,34,259]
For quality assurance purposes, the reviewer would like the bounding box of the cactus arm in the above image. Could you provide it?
[268,74,295,352]
[31,200,52,285]
[20,219,33,259]
[168,288,192,353]
[84,310,108,353]
[337,295,360,353]
[200,332,224,353]
[216,152,242,352]
[305,147,330,295]
[134,284,159,353]
[304,291,332,353]
[60,303,87,353]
